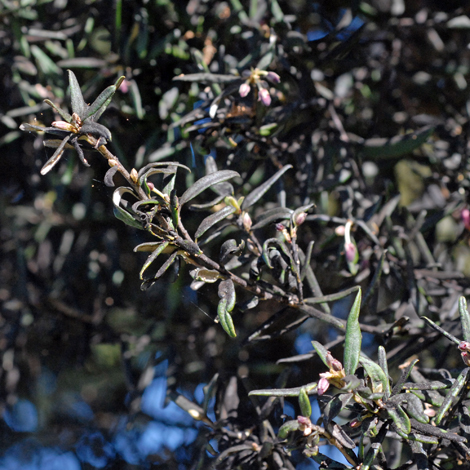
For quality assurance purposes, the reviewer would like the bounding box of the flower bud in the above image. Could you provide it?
[294,212,307,227]
[239,82,250,98]
[317,377,330,396]
[258,88,271,106]
[241,212,252,231]
[462,208,470,231]
[326,352,343,372]
[345,242,357,263]
[266,71,281,83]
[52,121,77,133]
[130,168,139,183]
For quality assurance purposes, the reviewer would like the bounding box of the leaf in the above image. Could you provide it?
[377,346,390,399]
[387,404,411,435]
[219,239,245,265]
[311,341,330,368]
[85,76,125,121]
[359,354,389,396]
[249,382,317,397]
[361,126,434,159]
[298,387,312,418]
[251,207,293,230]
[343,289,362,375]
[40,134,72,175]
[67,70,88,118]
[434,368,470,425]
[195,206,236,240]
[104,165,119,187]
[278,420,300,439]
[459,296,470,343]
[43,99,72,122]
[217,280,237,337]
[179,170,240,206]
[173,73,241,84]
[137,242,170,280]
[241,165,292,211]
[142,251,179,288]
[190,268,223,283]
[403,393,429,424]
[134,242,166,252]
[112,187,143,229]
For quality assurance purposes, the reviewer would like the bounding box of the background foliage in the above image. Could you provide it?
[1,0,470,468]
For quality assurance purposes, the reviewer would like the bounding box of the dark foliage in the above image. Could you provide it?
[2,0,470,469]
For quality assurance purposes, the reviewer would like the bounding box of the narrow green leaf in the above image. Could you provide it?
[361,126,434,159]
[434,368,469,425]
[311,341,330,368]
[83,82,120,121]
[343,289,362,375]
[112,187,143,229]
[195,206,236,240]
[404,393,429,424]
[218,280,236,312]
[67,70,88,118]
[40,134,72,175]
[459,297,470,343]
[138,242,170,280]
[249,382,317,397]
[217,300,237,337]
[388,404,411,435]
[377,346,390,399]
[172,73,241,84]
[134,242,165,252]
[251,207,293,230]
[179,170,240,206]
[43,99,72,122]
[241,165,292,211]
[359,354,389,396]
[278,420,300,439]
[298,388,312,418]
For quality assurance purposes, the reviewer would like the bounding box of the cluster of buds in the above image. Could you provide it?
[317,351,346,395]
[238,68,281,106]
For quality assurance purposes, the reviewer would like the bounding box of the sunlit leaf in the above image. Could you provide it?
[179,170,240,206]
[241,165,292,211]
[195,206,236,240]
[343,289,362,375]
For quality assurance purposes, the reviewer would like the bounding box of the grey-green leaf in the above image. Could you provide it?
[359,353,390,397]
[388,404,411,435]
[459,296,470,343]
[67,70,88,118]
[84,76,125,121]
[241,165,292,211]
[179,170,240,206]
[343,289,362,375]
[195,206,236,240]
[311,341,330,368]
[298,388,312,418]
[138,242,170,279]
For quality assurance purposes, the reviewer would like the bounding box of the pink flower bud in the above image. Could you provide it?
[345,242,357,263]
[326,352,343,372]
[294,212,307,227]
[52,121,76,132]
[297,415,311,426]
[258,88,271,106]
[242,212,252,231]
[462,209,470,231]
[266,72,281,83]
[239,82,250,98]
[317,377,330,396]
